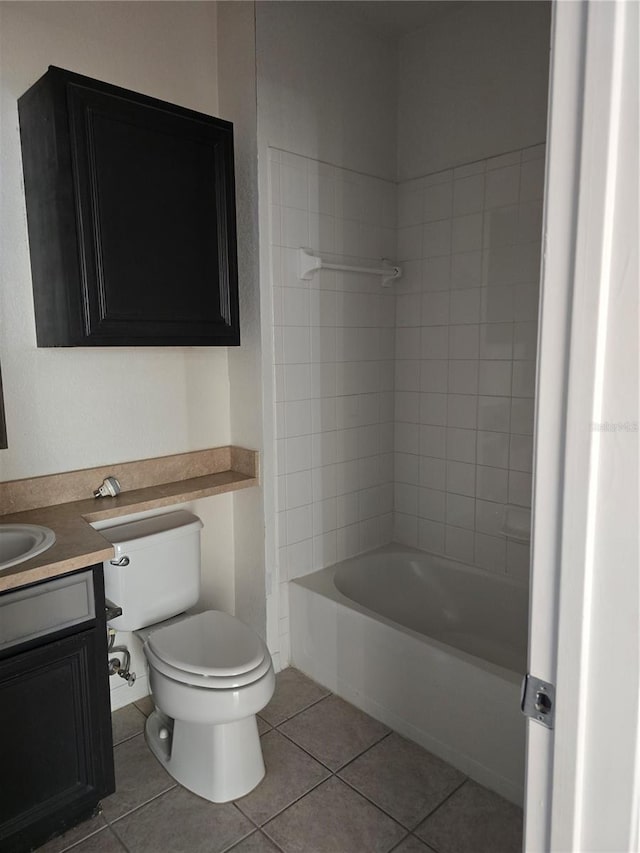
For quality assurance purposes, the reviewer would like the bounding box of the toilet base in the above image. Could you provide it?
[145,709,265,803]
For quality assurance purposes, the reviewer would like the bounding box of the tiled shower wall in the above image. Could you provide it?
[269,148,396,656]
[393,144,545,583]
[269,143,543,659]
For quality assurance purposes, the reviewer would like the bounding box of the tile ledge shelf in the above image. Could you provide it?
[0,446,259,592]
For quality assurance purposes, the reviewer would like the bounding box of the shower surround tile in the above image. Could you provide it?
[393,145,544,585]
[270,145,542,669]
[269,148,397,665]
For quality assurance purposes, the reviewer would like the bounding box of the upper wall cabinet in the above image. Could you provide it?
[18,67,240,346]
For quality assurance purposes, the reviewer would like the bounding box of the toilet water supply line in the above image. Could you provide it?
[107,628,137,686]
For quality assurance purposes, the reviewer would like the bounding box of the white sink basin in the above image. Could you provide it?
[0,524,56,570]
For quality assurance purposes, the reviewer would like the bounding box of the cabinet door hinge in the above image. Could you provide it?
[521,674,555,729]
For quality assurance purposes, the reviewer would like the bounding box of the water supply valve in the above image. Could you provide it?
[108,645,136,687]
[118,669,137,687]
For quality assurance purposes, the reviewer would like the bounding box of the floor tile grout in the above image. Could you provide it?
[416,777,469,827]
[225,827,288,853]
[83,674,522,853]
[387,830,414,852]
[217,823,260,853]
[259,687,332,729]
[111,730,145,748]
[107,823,132,853]
[61,824,129,853]
[235,773,329,829]
[55,825,106,853]
[336,770,422,833]
[103,782,178,827]
[272,718,391,775]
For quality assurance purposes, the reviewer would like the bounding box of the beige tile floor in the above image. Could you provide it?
[39,668,523,853]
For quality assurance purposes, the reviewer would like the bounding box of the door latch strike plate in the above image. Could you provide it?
[521,674,555,729]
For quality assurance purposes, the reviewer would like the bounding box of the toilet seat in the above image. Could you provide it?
[144,610,272,690]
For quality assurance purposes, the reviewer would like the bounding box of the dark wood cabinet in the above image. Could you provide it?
[18,66,240,347]
[0,566,115,853]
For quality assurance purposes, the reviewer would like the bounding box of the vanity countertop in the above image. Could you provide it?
[0,449,259,593]
[0,502,115,592]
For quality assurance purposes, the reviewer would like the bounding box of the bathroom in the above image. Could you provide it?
[0,2,637,852]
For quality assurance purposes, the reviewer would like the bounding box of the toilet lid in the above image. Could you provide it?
[147,610,266,678]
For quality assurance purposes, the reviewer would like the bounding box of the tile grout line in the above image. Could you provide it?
[259,687,332,728]
[54,824,107,853]
[217,820,263,853]
[256,682,465,838]
[104,679,521,853]
[266,720,414,837]
[102,782,178,828]
[335,770,421,834]
[237,774,330,830]
[410,777,469,851]
[224,827,288,853]
[274,713,392,775]
[106,823,133,853]
[111,729,145,749]
[59,823,130,853]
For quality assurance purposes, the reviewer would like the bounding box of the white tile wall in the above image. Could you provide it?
[271,144,542,661]
[269,148,396,611]
[393,144,544,582]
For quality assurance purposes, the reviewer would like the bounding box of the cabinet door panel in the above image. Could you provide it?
[19,66,240,347]
[68,84,235,342]
[0,628,111,851]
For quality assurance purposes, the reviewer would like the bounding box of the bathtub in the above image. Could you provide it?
[290,544,527,805]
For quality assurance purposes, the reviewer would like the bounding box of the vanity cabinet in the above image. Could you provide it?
[18,66,239,347]
[0,566,115,853]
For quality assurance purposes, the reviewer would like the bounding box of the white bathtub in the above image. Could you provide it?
[290,544,528,805]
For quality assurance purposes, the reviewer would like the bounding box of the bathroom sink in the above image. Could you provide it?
[0,524,56,570]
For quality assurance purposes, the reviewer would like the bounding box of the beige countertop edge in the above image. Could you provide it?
[0,471,258,593]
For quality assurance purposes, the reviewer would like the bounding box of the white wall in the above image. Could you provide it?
[217,2,267,640]
[0,2,242,703]
[256,0,397,181]
[0,2,229,481]
[397,1,551,179]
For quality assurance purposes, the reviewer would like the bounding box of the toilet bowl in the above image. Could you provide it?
[100,511,275,803]
[141,610,275,801]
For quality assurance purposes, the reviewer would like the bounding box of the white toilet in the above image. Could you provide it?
[100,510,275,803]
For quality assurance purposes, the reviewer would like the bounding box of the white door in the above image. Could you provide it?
[525,1,639,850]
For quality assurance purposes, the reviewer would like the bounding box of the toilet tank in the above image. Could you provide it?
[99,510,203,631]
